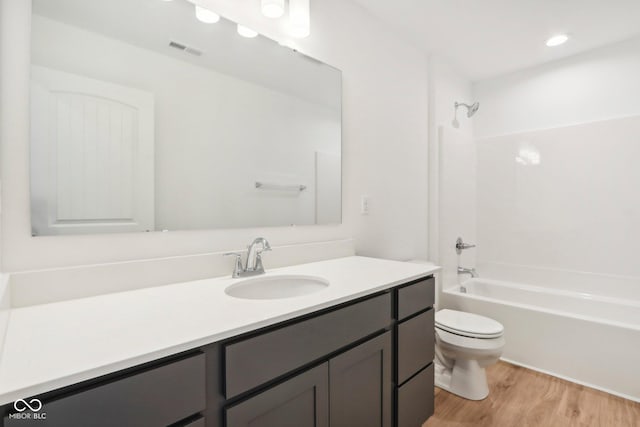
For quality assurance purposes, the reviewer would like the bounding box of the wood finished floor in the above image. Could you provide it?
[423,361,640,427]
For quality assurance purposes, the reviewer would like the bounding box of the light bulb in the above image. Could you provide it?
[289,0,310,38]
[195,5,220,24]
[237,25,258,38]
[546,34,569,47]
[261,0,285,18]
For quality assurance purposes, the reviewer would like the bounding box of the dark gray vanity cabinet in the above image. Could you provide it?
[223,274,434,427]
[225,331,392,427]
[395,276,436,427]
[2,275,435,427]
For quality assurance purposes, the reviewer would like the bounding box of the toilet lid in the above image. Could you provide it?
[435,309,504,339]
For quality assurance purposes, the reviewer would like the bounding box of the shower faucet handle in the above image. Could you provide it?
[455,237,476,255]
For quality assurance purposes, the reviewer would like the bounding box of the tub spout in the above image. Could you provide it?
[457,266,478,278]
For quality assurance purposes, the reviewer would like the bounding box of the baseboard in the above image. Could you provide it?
[499,357,640,403]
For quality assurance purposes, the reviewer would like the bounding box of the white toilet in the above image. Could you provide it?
[434,309,505,400]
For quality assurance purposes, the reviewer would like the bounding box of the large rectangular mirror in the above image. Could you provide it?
[29,0,342,236]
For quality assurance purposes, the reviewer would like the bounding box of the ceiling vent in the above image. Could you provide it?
[169,40,203,56]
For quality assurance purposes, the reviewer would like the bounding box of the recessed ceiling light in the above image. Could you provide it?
[262,0,285,18]
[237,25,258,38]
[546,34,569,47]
[195,5,220,24]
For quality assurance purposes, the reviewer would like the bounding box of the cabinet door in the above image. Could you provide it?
[329,332,392,427]
[225,364,328,427]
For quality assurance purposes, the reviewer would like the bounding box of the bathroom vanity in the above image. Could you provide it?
[0,257,437,427]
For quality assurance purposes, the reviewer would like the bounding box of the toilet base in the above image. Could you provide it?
[434,358,489,401]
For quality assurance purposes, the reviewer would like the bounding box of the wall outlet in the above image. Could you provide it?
[360,196,370,215]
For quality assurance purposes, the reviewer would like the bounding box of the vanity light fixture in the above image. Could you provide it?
[289,0,310,38]
[195,5,220,24]
[546,34,569,47]
[237,24,259,38]
[261,0,285,18]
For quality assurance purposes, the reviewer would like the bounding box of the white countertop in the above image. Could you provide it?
[0,256,439,405]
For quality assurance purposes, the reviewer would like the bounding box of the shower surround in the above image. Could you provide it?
[476,115,640,283]
[437,115,640,401]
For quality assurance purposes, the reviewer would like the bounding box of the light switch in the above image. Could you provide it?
[360,196,370,215]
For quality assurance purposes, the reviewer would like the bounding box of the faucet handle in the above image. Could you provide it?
[455,237,476,255]
[254,253,266,272]
[224,252,244,278]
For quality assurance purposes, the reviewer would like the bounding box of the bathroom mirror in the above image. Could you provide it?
[29,0,342,236]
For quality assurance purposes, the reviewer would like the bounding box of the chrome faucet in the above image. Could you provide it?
[457,266,478,278]
[246,237,271,271]
[225,237,272,278]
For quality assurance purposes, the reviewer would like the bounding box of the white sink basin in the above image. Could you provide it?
[225,275,329,300]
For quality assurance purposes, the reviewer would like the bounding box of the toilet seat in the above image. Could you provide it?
[436,328,505,353]
[435,309,504,339]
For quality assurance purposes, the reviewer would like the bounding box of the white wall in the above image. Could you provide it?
[473,36,640,139]
[0,275,8,360]
[472,36,640,288]
[32,16,341,230]
[0,0,429,271]
[0,0,5,336]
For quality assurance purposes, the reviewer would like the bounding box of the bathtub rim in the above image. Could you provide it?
[444,278,640,332]
[460,277,640,308]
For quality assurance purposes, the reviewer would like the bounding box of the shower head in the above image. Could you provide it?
[467,102,480,117]
[455,101,480,117]
[452,101,480,127]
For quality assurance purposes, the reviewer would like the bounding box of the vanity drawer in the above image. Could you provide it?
[7,354,206,427]
[397,276,434,320]
[397,364,434,427]
[176,416,206,427]
[224,293,391,398]
[397,308,434,385]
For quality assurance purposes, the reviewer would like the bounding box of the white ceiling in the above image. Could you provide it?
[351,0,640,81]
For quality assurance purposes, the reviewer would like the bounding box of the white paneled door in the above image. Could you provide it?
[30,66,155,235]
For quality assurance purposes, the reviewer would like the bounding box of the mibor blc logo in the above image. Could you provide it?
[14,399,43,412]
[9,398,47,421]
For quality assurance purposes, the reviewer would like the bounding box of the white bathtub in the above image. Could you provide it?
[442,277,640,402]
